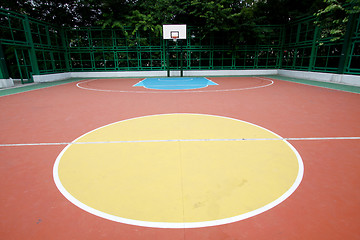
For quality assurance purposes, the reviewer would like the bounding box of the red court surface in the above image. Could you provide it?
[0,77,359,240]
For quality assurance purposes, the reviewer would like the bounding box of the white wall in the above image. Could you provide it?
[183,69,278,77]
[0,78,14,88]
[70,71,167,78]
[31,69,360,87]
[278,70,360,87]
[32,70,278,82]
[32,72,71,83]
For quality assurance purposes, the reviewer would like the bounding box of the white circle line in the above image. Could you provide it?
[53,113,304,228]
[76,77,274,93]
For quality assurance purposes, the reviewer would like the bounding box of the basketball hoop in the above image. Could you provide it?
[170,31,179,42]
[162,25,187,77]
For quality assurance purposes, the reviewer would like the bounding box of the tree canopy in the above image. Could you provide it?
[1,0,357,43]
[0,0,325,27]
[314,0,360,41]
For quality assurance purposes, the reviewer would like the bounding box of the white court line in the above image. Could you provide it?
[157,78,193,81]
[1,136,359,147]
[76,77,274,93]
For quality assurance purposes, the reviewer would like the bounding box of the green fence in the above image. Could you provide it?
[281,14,360,74]
[64,24,286,71]
[0,8,359,83]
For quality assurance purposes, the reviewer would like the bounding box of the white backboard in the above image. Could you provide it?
[163,24,187,40]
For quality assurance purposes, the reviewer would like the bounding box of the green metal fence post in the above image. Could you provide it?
[309,23,319,71]
[254,49,259,69]
[180,40,184,77]
[338,13,358,74]
[112,30,119,70]
[45,26,56,72]
[88,30,96,70]
[23,15,39,77]
[291,22,302,69]
[186,32,191,70]
[232,50,236,69]
[60,28,70,71]
[14,49,24,83]
[277,26,286,68]
[136,31,142,70]
[0,42,9,79]
[166,40,170,77]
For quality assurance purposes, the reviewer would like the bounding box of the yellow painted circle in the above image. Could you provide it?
[54,114,303,228]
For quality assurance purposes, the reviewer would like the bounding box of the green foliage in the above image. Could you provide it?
[314,0,360,41]
[1,0,341,45]
[97,0,327,46]
[255,0,325,24]
[0,0,103,27]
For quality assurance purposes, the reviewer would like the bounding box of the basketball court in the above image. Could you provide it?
[1,74,360,239]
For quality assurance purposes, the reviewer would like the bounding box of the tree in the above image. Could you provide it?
[0,0,103,27]
[314,0,360,41]
[254,0,325,24]
[98,0,329,45]
[1,0,334,45]
[99,0,266,45]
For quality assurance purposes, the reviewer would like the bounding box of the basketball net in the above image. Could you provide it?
[172,36,178,42]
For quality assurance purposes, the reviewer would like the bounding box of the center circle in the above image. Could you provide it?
[53,114,303,228]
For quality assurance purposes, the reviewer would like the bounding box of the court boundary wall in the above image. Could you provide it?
[277,70,360,86]
[30,69,360,87]
[0,78,14,88]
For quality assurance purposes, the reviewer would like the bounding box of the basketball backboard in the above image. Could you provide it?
[163,24,187,40]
